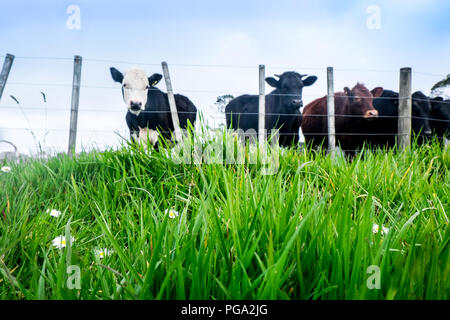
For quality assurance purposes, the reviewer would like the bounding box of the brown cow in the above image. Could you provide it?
[301,83,383,153]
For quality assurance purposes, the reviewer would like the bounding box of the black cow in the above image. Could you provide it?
[430,97,450,141]
[355,90,432,149]
[225,72,317,147]
[110,67,197,146]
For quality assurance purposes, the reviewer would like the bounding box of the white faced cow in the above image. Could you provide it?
[110,67,197,147]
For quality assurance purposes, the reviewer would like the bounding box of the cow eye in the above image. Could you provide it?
[123,83,128,88]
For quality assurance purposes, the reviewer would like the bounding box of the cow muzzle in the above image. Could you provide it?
[291,99,303,108]
[130,101,143,111]
[363,109,378,119]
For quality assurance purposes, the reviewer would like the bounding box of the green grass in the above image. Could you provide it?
[0,134,449,300]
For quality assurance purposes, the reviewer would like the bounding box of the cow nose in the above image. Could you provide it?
[364,110,378,118]
[292,100,303,108]
[130,101,142,111]
[424,130,432,136]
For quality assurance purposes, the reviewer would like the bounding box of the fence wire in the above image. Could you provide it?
[5,81,450,104]
[1,105,449,124]
[8,55,449,78]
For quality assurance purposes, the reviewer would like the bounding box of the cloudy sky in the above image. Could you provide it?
[1,0,449,154]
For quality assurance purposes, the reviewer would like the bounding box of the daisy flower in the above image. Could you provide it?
[47,209,62,218]
[52,235,75,249]
[372,223,389,235]
[1,166,11,173]
[165,208,179,219]
[95,248,113,259]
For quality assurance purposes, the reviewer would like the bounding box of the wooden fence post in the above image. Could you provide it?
[68,55,82,157]
[258,65,266,148]
[398,67,412,149]
[327,67,336,156]
[161,61,182,142]
[0,54,15,102]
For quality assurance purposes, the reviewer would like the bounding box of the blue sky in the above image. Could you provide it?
[1,0,450,154]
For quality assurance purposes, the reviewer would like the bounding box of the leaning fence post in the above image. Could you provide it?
[0,54,15,102]
[327,67,336,156]
[258,64,266,149]
[398,67,412,150]
[68,55,82,157]
[161,62,182,142]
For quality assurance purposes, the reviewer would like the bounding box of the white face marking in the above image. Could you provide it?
[122,69,149,115]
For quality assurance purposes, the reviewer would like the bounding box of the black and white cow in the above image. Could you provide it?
[225,72,317,147]
[110,67,197,146]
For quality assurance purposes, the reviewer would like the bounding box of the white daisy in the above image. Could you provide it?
[52,235,75,249]
[165,208,179,219]
[95,248,113,259]
[373,223,389,235]
[47,209,62,218]
[1,166,11,173]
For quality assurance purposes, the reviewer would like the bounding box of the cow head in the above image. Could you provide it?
[265,72,317,111]
[343,83,382,120]
[110,67,163,116]
[412,91,432,138]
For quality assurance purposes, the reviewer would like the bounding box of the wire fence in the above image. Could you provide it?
[7,55,450,78]
[0,54,449,157]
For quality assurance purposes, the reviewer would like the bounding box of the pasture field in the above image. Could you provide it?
[0,135,449,300]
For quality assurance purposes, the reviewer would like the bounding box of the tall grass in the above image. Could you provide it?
[0,134,448,300]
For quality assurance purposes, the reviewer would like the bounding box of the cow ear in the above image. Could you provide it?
[344,87,353,102]
[303,76,318,86]
[371,87,384,98]
[265,77,279,88]
[110,67,124,83]
[148,73,163,87]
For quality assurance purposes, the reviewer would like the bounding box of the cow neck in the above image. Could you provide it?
[267,89,285,114]
[334,94,348,115]
[147,87,163,110]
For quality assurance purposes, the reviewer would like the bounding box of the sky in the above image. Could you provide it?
[1,0,450,155]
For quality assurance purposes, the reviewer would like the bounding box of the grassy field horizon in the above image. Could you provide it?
[0,136,449,300]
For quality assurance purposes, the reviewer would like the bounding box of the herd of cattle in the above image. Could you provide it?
[110,67,449,153]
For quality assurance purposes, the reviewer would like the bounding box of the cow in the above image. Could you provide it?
[430,97,450,141]
[301,83,383,153]
[110,67,197,147]
[225,72,317,147]
[354,90,432,149]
